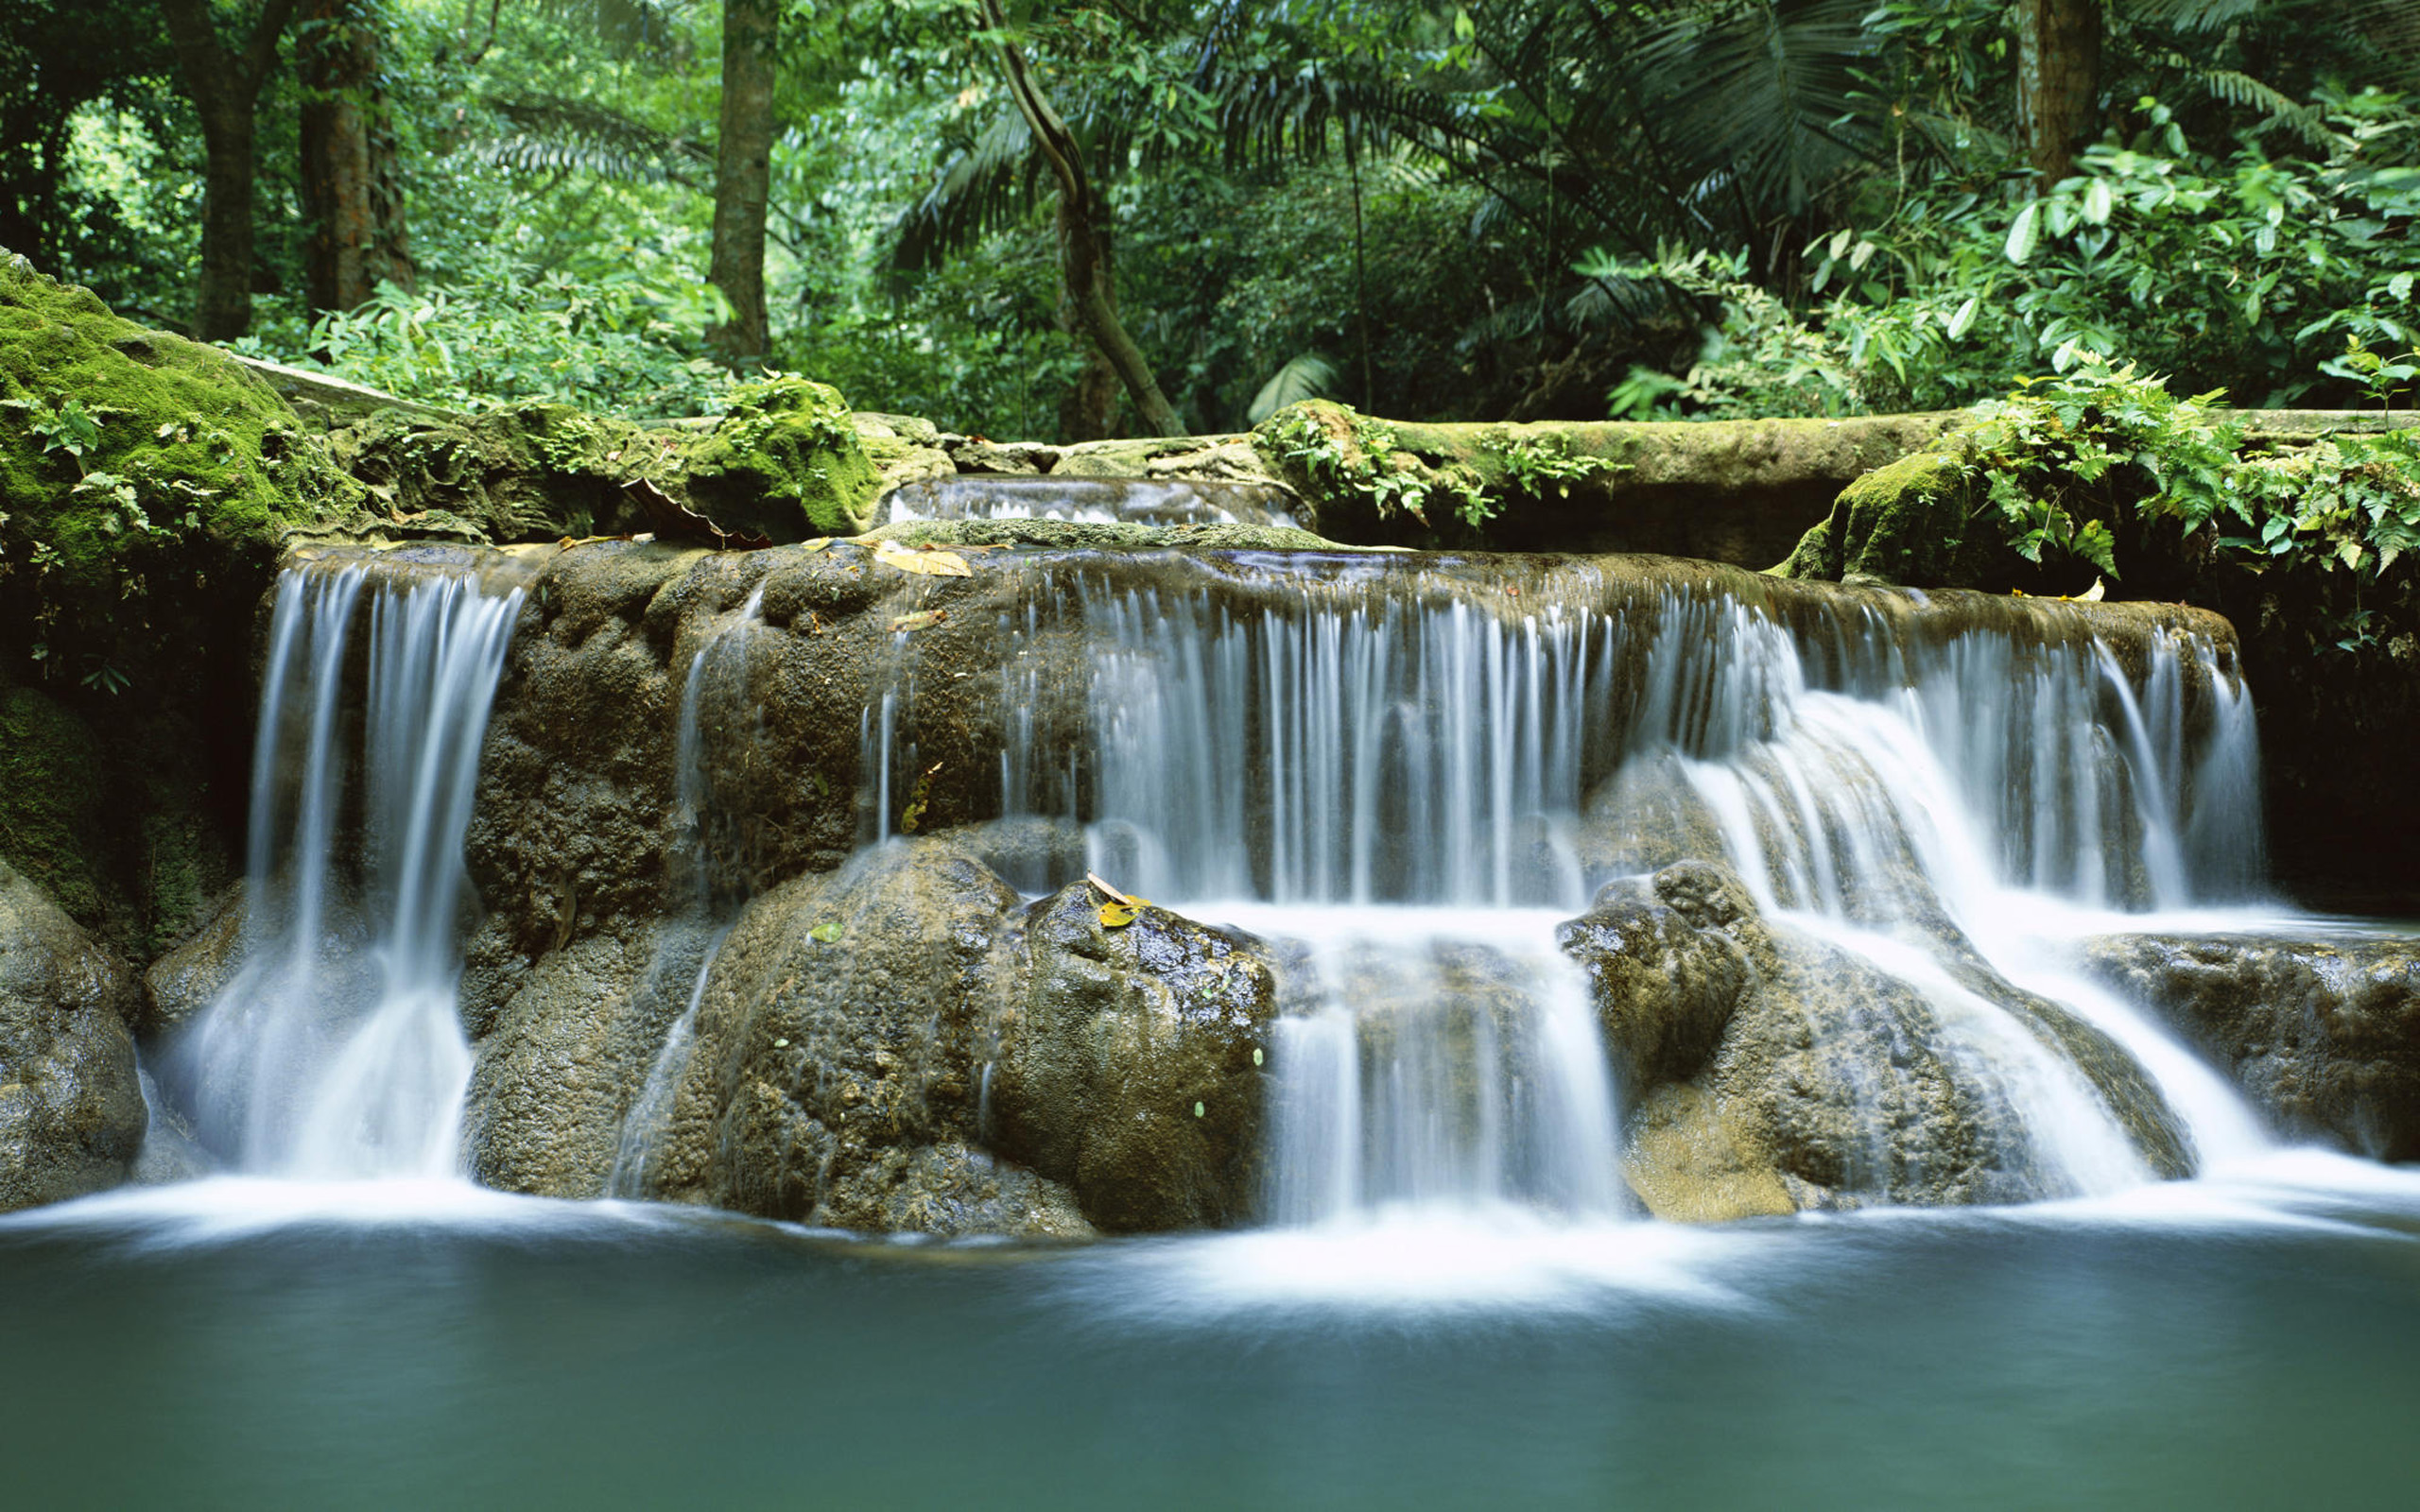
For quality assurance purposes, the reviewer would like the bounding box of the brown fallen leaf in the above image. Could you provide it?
[873,540,972,576]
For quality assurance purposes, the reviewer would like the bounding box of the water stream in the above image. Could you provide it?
[164,563,521,1178]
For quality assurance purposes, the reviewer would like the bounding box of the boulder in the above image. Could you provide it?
[1561,860,2186,1221]
[140,881,246,1037]
[645,842,1093,1237]
[987,883,1279,1231]
[0,862,146,1210]
[2083,931,2420,1158]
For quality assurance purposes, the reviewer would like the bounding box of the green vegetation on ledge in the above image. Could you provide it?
[683,377,882,541]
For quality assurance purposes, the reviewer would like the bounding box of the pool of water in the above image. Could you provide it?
[6,1153,2419,1510]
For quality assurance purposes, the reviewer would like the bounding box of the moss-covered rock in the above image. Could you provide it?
[0,681,107,925]
[1774,446,1981,586]
[0,251,355,672]
[683,376,881,540]
[324,401,669,543]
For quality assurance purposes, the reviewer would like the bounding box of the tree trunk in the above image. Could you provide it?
[193,104,261,343]
[707,0,778,368]
[162,0,301,341]
[301,0,413,315]
[981,0,1184,438]
[2017,0,2100,184]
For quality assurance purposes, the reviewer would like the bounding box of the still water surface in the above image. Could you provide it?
[5,1153,2418,1510]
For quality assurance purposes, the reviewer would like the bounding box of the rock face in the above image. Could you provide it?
[2084,932,2420,1159]
[0,862,146,1211]
[1560,861,2186,1221]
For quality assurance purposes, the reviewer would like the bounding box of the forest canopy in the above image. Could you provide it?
[4,0,2417,440]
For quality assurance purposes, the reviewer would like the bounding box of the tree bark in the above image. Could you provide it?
[301,0,413,316]
[162,0,301,340]
[981,0,1183,438]
[2017,0,2100,184]
[707,0,778,368]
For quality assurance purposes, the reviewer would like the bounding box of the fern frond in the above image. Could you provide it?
[1247,352,1338,422]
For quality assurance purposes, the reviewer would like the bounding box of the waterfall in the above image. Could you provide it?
[972,558,2271,1220]
[607,586,763,1196]
[167,562,521,1179]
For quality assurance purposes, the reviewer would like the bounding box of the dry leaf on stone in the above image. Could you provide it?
[873,540,973,576]
[890,610,948,632]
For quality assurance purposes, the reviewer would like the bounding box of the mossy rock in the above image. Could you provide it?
[1774,446,1984,586]
[683,376,881,541]
[0,681,107,924]
[0,251,355,679]
[326,400,667,541]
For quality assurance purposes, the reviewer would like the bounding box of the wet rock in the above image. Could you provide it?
[987,884,1279,1231]
[0,862,146,1211]
[1557,861,1754,1088]
[140,881,246,1037]
[2083,931,2420,1159]
[462,920,719,1197]
[644,842,1092,1237]
[1562,860,2183,1221]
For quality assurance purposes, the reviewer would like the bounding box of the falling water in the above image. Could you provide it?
[608,586,763,1195]
[973,559,2272,1219]
[167,562,521,1178]
[885,475,1299,530]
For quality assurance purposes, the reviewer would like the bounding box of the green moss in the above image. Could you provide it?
[0,251,357,684]
[0,682,106,927]
[683,377,880,540]
[1775,448,1981,586]
[327,401,668,541]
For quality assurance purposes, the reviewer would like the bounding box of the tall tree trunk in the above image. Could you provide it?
[162,0,301,341]
[2018,0,2100,184]
[707,0,777,368]
[981,0,1183,438]
[301,0,413,316]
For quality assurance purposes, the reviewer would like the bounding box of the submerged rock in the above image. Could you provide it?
[0,862,146,1211]
[2083,932,2420,1158]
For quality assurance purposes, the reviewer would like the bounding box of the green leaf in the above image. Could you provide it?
[2005,200,2042,266]
[2082,180,2114,226]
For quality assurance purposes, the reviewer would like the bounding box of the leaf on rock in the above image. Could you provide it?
[873,540,973,576]
[890,609,948,632]
[808,920,843,943]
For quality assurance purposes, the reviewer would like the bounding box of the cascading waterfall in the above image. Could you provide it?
[166,562,521,1179]
[607,586,764,1197]
[959,559,2273,1221]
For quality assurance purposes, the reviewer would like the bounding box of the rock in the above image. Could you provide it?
[987,884,1279,1231]
[140,881,246,1038]
[2083,931,2420,1158]
[462,920,722,1198]
[0,862,146,1211]
[645,842,1092,1237]
[1560,860,2186,1221]
[683,376,882,540]
[943,436,1063,475]
[1556,860,1754,1089]
[1253,398,1964,559]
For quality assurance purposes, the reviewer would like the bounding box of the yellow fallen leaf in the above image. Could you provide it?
[800,537,836,553]
[873,540,972,576]
[890,609,948,632]
[1098,900,1152,928]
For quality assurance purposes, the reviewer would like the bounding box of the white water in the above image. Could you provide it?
[982,569,2275,1220]
[167,564,520,1179]
[885,475,1299,530]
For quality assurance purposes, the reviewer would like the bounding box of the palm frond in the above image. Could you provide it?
[469,94,711,187]
[1247,352,1338,422]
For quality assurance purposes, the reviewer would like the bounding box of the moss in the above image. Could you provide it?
[0,682,107,926]
[326,401,669,541]
[1773,448,1975,585]
[0,252,366,712]
[683,376,881,541]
